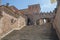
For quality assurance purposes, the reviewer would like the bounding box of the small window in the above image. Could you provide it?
[11,19,16,24]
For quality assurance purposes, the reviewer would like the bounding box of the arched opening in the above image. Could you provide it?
[36,18,51,25]
[27,18,31,25]
[44,19,47,23]
[27,18,34,25]
[36,19,44,25]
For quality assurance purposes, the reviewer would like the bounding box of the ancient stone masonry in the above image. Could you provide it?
[0,3,60,40]
[0,5,27,39]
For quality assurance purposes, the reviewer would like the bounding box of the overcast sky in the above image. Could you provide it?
[2,0,57,12]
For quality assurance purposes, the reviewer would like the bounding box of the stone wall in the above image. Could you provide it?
[0,11,27,39]
[13,15,27,30]
[53,6,60,40]
[0,11,16,38]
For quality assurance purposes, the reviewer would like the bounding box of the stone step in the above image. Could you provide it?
[1,23,59,40]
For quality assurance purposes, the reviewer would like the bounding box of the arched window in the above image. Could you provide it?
[36,18,47,25]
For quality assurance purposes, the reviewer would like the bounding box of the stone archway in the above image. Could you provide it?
[36,18,51,25]
[27,18,31,25]
[36,19,44,25]
[27,17,34,25]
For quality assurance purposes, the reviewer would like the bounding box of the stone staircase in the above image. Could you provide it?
[1,23,59,40]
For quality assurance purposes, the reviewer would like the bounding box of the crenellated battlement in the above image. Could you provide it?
[40,11,53,14]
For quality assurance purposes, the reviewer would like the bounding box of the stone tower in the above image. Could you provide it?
[28,4,40,14]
